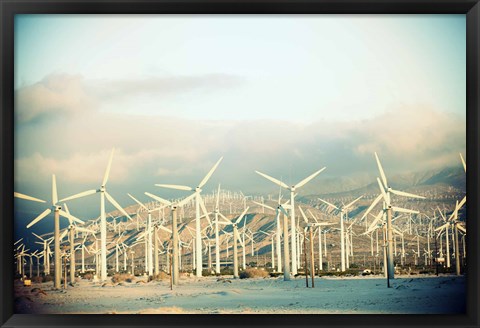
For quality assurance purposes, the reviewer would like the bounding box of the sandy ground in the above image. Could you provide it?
[14,274,465,314]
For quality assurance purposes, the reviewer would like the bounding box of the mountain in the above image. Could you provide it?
[300,166,465,201]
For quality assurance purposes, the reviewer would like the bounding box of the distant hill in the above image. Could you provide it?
[300,166,465,201]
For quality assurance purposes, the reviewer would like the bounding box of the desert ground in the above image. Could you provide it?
[14,273,465,314]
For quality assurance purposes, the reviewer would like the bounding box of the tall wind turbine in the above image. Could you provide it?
[18,175,84,289]
[32,232,54,275]
[255,167,326,274]
[218,207,249,278]
[60,148,132,281]
[59,204,94,285]
[155,156,223,277]
[317,195,363,272]
[145,191,197,285]
[127,193,166,277]
[252,196,289,274]
[362,152,425,281]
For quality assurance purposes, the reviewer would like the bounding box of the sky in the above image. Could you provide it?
[14,14,466,235]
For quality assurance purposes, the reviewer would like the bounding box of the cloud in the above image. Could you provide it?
[87,74,245,100]
[15,74,95,123]
[14,73,246,123]
[14,74,465,212]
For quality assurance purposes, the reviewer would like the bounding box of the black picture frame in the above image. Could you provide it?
[1,0,478,327]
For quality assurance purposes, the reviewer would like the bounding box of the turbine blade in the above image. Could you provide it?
[235,207,249,225]
[252,201,275,212]
[457,224,466,233]
[14,192,46,203]
[255,171,289,189]
[155,184,193,191]
[145,192,172,206]
[75,227,96,234]
[345,195,363,209]
[307,209,319,223]
[278,205,289,217]
[236,229,244,248]
[457,195,466,211]
[175,192,196,207]
[59,229,69,241]
[59,209,85,225]
[31,232,44,241]
[460,153,466,172]
[218,221,232,225]
[105,191,131,219]
[198,194,213,229]
[60,189,98,203]
[26,208,52,229]
[390,189,425,200]
[374,152,388,188]
[366,210,383,233]
[127,193,148,211]
[102,148,115,187]
[437,207,447,221]
[52,174,58,205]
[435,223,449,232]
[391,206,419,214]
[159,225,172,234]
[198,156,223,188]
[295,167,326,189]
[219,212,232,224]
[298,206,309,224]
[317,198,338,210]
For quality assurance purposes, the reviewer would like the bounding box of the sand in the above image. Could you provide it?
[13,273,466,314]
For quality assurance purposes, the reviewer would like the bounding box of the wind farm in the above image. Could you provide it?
[13,151,467,314]
[12,15,467,315]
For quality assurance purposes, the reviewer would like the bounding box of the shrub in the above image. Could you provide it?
[220,267,233,276]
[239,268,269,279]
[83,273,94,281]
[202,269,214,276]
[153,272,169,281]
[31,276,43,283]
[43,275,54,282]
[111,273,135,283]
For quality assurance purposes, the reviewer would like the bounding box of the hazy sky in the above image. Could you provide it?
[14,14,466,227]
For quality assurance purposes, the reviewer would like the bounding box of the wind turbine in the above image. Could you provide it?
[155,156,223,277]
[59,148,132,281]
[258,230,277,269]
[145,191,196,285]
[19,175,84,289]
[361,152,425,281]
[212,184,224,274]
[253,192,290,274]
[317,195,363,271]
[32,232,54,275]
[59,203,95,284]
[255,166,326,274]
[306,209,335,271]
[31,251,43,277]
[443,198,466,275]
[217,207,249,278]
[127,193,167,277]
